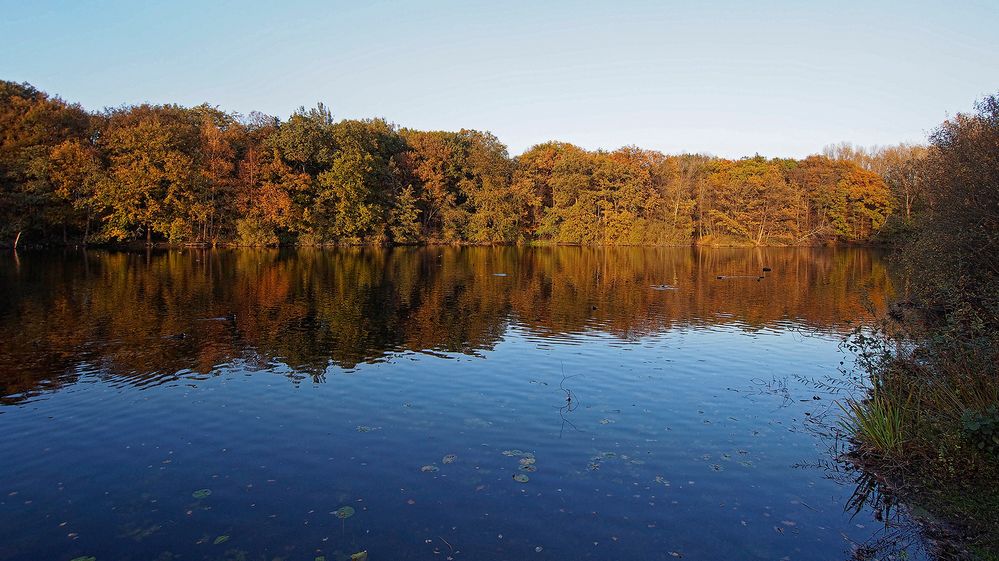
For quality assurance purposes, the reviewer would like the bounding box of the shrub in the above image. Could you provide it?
[235,218,279,247]
[962,406,999,457]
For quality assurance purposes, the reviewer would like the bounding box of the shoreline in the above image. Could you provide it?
[3,240,894,251]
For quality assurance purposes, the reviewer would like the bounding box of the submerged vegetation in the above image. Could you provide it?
[1,80,926,248]
[839,94,999,558]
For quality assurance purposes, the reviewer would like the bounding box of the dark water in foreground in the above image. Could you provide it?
[0,247,921,561]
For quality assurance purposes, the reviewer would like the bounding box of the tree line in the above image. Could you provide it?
[1,80,925,248]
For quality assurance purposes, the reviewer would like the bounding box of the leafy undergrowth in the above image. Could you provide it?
[840,311,999,560]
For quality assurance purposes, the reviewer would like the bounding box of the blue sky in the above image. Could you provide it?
[2,0,997,157]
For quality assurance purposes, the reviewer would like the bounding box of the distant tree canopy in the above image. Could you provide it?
[1,80,915,248]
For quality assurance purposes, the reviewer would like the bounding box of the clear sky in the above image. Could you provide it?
[2,0,997,158]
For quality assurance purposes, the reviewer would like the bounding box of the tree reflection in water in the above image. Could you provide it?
[0,246,893,404]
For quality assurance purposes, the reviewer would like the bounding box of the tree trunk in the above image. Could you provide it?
[83,212,91,245]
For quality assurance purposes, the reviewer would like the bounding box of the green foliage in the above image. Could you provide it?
[235,217,279,247]
[962,407,999,456]
[840,382,913,455]
[389,186,421,243]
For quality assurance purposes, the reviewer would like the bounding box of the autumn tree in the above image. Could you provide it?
[49,138,106,243]
[399,130,467,241]
[0,80,91,246]
[459,130,519,244]
[98,105,200,243]
[703,156,800,245]
[513,142,596,243]
[906,94,999,309]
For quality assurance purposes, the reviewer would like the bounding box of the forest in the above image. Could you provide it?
[1,80,924,248]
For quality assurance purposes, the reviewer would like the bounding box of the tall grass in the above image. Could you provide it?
[839,381,913,455]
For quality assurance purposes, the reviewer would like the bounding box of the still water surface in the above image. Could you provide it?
[0,248,918,561]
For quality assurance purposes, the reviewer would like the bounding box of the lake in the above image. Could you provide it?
[0,247,922,561]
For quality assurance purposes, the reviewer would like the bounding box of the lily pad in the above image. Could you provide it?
[213,535,230,545]
[334,506,355,519]
[513,473,530,483]
[519,464,537,473]
[351,551,369,561]
[518,457,536,466]
[191,489,212,499]
[420,465,440,473]
[442,454,457,464]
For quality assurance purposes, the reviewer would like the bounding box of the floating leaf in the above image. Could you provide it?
[355,426,378,433]
[519,464,537,473]
[191,489,212,499]
[421,465,440,473]
[70,557,96,561]
[513,473,530,483]
[213,535,230,545]
[316,557,326,561]
[518,457,536,466]
[334,506,355,519]
[351,551,368,561]
[442,454,457,464]
[599,418,614,425]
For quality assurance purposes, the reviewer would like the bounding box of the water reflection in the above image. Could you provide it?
[1,247,925,561]
[0,247,892,403]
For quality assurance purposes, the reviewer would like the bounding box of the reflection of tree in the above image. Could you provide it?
[836,470,938,561]
[0,247,893,402]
